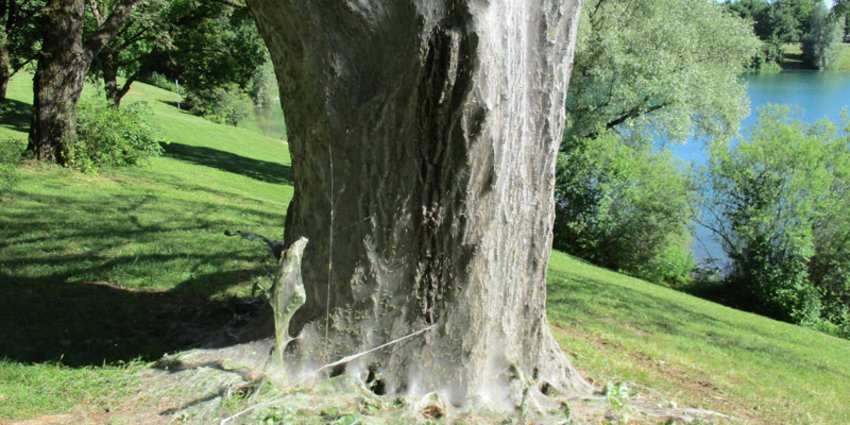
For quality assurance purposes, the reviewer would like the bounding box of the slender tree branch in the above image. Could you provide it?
[87,0,104,24]
[84,0,146,55]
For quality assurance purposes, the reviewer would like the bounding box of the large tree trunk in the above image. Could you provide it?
[26,0,90,163]
[249,0,587,407]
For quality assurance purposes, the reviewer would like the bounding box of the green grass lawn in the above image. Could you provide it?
[547,254,850,425]
[2,74,850,424]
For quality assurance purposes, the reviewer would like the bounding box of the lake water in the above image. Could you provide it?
[669,72,850,266]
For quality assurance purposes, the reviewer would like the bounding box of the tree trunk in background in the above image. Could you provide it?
[249,0,587,407]
[27,0,89,163]
[0,41,9,100]
[100,50,122,108]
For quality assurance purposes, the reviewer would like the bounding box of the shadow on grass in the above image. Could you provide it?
[159,100,183,110]
[163,142,293,185]
[0,276,243,367]
[0,98,32,134]
[0,189,284,367]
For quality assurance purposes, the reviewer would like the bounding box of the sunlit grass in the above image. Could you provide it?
[548,252,850,425]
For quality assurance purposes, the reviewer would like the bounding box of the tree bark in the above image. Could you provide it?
[100,49,121,108]
[0,41,9,100]
[1,0,16,101]
[27,0,89,163]
[249,0,587,407]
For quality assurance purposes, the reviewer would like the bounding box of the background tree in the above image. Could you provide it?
[26,0,145,163]
[554,0,755,284]
[553,132,695,286]
[87,0,170,108]
[248,0,589,405]
[165,0,265,125]
[86,0,264,111]
[802,1,843,70]
[0,0,42,99]
[567,0,759,144]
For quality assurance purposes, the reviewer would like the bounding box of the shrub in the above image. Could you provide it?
[0,137,24,195]
[66,100,162,173]
[554,132,695,286]
[185,83,253,126]
[704,105,850,327]
[147,72,178,93]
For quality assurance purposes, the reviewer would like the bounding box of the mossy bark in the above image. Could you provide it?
[249,0,589,407]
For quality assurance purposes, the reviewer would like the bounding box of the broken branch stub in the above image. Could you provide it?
[271,237,308,367]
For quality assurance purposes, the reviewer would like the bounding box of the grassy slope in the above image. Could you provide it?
[547,254,850,425]
[0,75,292,418]
[1,75,849,424]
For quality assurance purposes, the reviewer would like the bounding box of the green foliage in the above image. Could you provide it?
[568,0,758,143]
[749,36,784,72]
[726,0,824,70]
[727,0,818,42]
[185,83,254,126]
[553,132,695,286]
[604,381,633,422]
[0,137,23,194]
[65,99,162,172]
[146,72,177,92]
[704,106,850,327]
[87,0,172,80]
[802,2,843,70]
[162,1,266,96]
[250,60,279,110]
[0,0,45,84]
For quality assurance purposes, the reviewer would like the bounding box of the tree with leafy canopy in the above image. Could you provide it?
[247,0,590,407]
[162,0,264,98]
[26,0,146,163]
[86,0,170,108]
[567,0,759,144]
[802,1,843,70]
[725,0,821,70]
[553,0,755,283]
[87,0,264,109]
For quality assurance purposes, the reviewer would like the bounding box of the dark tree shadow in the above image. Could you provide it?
[0,276,242,366]
[159,100,186,111]
[782,51,805,70]
[0,98,32,134]
[0,189,283,366]
[163,142,293,185]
